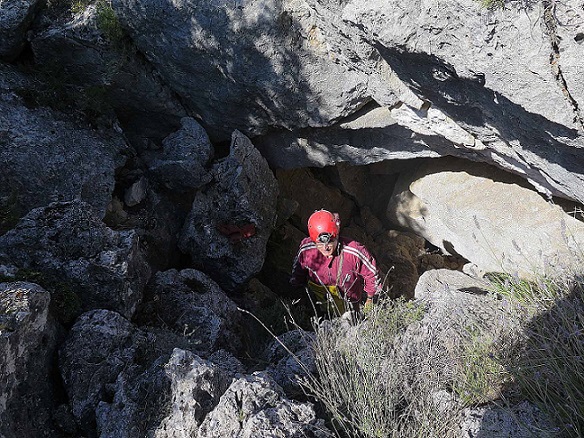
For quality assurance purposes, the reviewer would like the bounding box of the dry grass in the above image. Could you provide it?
[297,268,583,437]
[492,273,584,436]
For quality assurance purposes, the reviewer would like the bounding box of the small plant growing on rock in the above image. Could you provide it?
[452,325,509,406]
[95,1,125,43]
[479,0,505,8]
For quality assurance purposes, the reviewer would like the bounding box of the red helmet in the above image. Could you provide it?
[307,210,340,242]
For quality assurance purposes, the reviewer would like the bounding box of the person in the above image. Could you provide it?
[290,209,381,316]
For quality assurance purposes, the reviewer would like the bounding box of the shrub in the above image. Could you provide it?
[298,272,581,437]
[492,273,584,437]
[300,299,467,438]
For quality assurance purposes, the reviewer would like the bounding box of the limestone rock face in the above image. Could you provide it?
[0,66,127,224]
[147,117,214,192]
[411,269,557,435]
[461,400,557,438]
[0,282,59,438]
[30,4,187,146]
[59,309,148,434]
[96,348,235,438]
[179,131,279,291]
[111,0,370,141]
[138,269,242,356]
[390,159,584,277]
[352,0,584,204]
[0,0,40,60]
[0,200,151,319]
[197,373,332,438]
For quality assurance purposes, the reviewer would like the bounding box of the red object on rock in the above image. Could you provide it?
[217,222,256,244]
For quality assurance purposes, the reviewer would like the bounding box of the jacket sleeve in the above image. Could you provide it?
[355,243,381,297]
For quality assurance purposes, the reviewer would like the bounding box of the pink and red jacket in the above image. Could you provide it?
[290,236,381,303]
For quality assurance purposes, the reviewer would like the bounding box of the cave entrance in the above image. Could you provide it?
[257,154,584,305]
[256,158,469,304]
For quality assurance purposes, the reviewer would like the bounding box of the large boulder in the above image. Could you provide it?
[198,373,332,438]
[59,309,149,433]
[179,131,278,291]
[0,0,41,60]
[95,348,235,438]
[0,200,151,319]
[30,3,187,147]
[147,117,214,192]
[0,281,60,438]
[0,65,127,229]
[137,269,243,356]
[111,0,371,141]
[389,158,584,278]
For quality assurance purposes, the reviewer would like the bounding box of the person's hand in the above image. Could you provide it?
[363,297,374,314]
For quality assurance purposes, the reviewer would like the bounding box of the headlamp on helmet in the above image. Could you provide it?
[316,233,334,244]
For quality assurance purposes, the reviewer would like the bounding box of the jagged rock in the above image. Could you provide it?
[253,104,445,169]
[400,269,525,413]
[0,0,41,60]
[111,0,370,141]
[208,349,246,376]
[410,269,522,393]
[179,131,278,291]
[124,176,148,207]
[389,158,584,278]
[263,329,316,397]
[365,0,584,204]
[137,269,243,356]
[198,372,332,438]
[147,117,214,192]
[0,200,151,319]
[96,348,235,438]
[132,190,195,272]
[461,400,558,438]
[30,4,187,147]
[59,309,149,433]
[0,282,59,438]
[0,65,127,226]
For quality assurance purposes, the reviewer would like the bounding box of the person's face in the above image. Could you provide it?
[316,237,338,258]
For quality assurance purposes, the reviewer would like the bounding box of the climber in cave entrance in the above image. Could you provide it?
[290,209,381,317]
